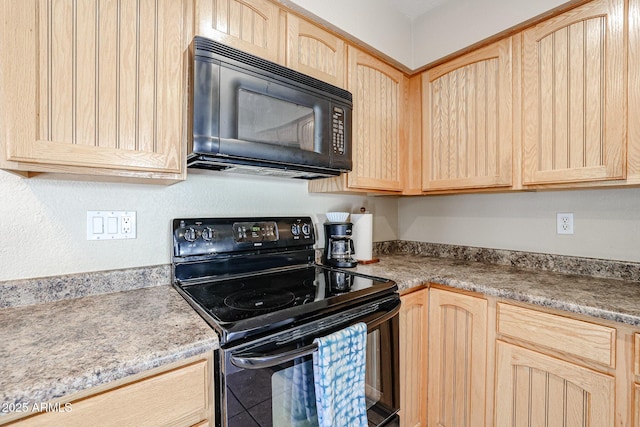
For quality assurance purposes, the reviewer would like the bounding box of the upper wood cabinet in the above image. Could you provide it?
[628,0,640,186]
[428,288,488,427]
[308,46,408,194]
[422,38,513,191]
[0,0,191,183]
[286,14,346,88]
[521,0,626,185]
[347,47,408,191]
[399,289,429,427]
[195,0,283,63]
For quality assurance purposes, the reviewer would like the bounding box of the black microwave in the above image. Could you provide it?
[187,36,353,179]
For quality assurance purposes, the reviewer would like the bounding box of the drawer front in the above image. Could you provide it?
[14,359,210,427]
[497,303,616,368]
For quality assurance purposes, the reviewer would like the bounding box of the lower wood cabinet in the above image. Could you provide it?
[495,341,615,427]
[399,289,428,427]
[635,383,640,427]
[397,286,638,427]
[4,352,214,427]
[427,288,488,427]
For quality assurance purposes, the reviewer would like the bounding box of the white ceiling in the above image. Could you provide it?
[388,0,450,20]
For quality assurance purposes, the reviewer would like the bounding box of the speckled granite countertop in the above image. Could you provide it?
[0,285,219,414]
[353,254,640,326]
[3,242,640,417]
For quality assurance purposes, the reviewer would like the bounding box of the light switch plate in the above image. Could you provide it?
[87,211,137,240]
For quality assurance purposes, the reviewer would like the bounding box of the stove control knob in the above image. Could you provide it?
[183,227,197,242]
[291,224,301,236]
[201,227,214,241]
[301,223,312,236]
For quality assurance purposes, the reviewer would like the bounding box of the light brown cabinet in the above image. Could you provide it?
[195,0,283,63]
[427,288,488,427]
[4,353,214,426]
[495,302,617,426]
[495,341,615,427]
[397,286,633,427]
[421,38,513,191]
[521,0,626,186]
[309,47,409,193]
[286,14,346,88]
[0,0,191,183]
[347,47,407,192]
[399,289,428,427]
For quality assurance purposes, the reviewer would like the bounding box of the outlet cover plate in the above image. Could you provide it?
[556,212,574,235]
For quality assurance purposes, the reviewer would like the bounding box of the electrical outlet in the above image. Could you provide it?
[122,216,133,234]
[556,212,574,235]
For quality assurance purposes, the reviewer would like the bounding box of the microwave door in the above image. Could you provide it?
[216,65,333,165]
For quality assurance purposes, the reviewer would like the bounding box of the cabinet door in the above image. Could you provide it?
[346,47,407,191]
[422,38,513,191]
[195,0,282,63]
[428,288,487,427]
[399,289,429,427]
[1,0,188,180]
[522,0,625,185]
[635,384,640,427]
[286,15,345,88]
[496,341,614,427]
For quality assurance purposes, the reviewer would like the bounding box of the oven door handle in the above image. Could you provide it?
[229,303,400,369]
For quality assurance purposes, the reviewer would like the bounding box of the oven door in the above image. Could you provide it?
[217,297,400,427]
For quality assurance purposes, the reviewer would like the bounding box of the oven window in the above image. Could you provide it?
[237,89,316,152]
[272,359,318,426]
[224,327,397,427]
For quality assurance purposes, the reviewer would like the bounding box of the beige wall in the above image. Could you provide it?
[3,0,638,283]
[288,0,640,265]
[287,0,571,68]
[0,171,398,281]
[398,188,640,263]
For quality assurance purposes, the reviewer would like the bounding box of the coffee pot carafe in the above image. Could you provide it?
[323,222,358,268]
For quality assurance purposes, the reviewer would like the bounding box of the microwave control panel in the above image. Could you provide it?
[332,107,345,155]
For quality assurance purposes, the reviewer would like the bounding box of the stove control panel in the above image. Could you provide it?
[233,221,278,243]
[172,217,315,258]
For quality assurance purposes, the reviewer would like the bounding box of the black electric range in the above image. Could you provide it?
[171,216,398,346]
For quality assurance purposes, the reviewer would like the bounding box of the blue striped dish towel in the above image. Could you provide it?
[312,322,368,427]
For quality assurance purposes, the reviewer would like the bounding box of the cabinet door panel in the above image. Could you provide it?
[399,289,428,427]
[423,38,512,190]
[522,0,625,185]
[347,47,406,191]
[496,341,615,427]
[428,289,487,427]
[2,0,187,175]
[286,15,345,88]
[195,0,281,62]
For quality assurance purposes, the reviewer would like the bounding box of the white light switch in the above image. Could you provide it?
[87,211,137,240]
[107,217,118,234]
[92,217,104,234]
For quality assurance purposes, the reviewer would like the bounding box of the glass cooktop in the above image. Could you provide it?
[176,265,396,344]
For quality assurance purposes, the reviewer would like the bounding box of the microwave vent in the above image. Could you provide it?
[193,36,352,103]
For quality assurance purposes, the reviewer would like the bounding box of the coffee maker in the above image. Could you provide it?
[323,222,358,268]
